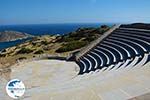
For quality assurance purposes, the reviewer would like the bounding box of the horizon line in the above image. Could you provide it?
[0,22,124,26]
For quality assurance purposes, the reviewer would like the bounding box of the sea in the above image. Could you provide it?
[0,23,113,50]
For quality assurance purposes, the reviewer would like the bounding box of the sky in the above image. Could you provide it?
[0,0,150,25]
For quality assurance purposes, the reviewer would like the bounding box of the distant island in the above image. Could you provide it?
[0,31,33,42]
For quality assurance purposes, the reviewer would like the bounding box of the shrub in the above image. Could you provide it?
[101,25,108,29]
[17,48,33,54]
[34,49,44,54]
[18,57,27,60]
[56,41,88,53]
[0,54,6,57]
[1,49,6,53]
[85,36,97,42]
[32,42,37,46]
[41,41,49,45]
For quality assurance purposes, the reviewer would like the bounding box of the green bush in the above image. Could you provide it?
[18,57,27,60]
[85,36,97,42]
[0,54,6,57]
[56,41,88,53]
[101,25,109,29]
[17,48,33,54]
[31,42,37,46]
[41,41,49,45]
[34,49,44,54]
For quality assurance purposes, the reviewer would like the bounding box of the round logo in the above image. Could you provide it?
[6,79,25,99]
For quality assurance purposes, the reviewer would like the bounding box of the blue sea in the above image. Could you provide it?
[0,23,113,50]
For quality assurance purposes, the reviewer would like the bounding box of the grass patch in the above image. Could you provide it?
[17,48,33,54]
[56,41,88,53]
[34,49,44,54]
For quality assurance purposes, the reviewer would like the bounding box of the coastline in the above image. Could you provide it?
[0,36,31,43]
[0,24,110,72]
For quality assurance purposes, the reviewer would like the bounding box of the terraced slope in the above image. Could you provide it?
[76,26,150,75]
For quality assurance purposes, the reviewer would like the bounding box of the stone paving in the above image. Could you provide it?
[0,60,150,100]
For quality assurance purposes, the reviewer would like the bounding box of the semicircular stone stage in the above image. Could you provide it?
[75,26,150,75]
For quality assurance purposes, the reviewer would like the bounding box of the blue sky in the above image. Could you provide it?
[0,0,150,25]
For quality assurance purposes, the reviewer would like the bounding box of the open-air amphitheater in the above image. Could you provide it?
[0,24,150,100]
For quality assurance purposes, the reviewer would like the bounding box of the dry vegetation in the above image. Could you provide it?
[0,25,110,69]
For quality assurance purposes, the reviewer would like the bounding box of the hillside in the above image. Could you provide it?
[56,25,109,52]
[0,25,110,68]
[0,31,32,42]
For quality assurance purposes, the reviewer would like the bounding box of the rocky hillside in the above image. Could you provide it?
[0,25,110,57]
[0,31,32,42]
[56,25,110,53]
[0,25,110,68]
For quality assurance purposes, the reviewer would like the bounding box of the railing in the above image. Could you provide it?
[75,24,121,60]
